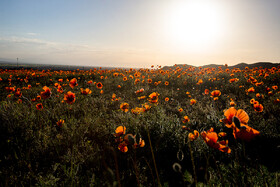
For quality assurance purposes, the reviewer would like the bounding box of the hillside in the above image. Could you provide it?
[162,62,280,70]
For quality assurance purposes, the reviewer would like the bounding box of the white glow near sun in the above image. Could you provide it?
[163,1,225,52]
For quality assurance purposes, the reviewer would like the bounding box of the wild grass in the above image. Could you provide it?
[0,65,279,186]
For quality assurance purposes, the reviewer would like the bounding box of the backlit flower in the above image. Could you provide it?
[211,90,221,97]
[40,86,51,99]
[114,126,126,137]
[57,119,64,127]
[148,92,159,104]
[188,130,199,141]
[64,91,76,104]
[190,99,196,105]
[182,116,190,123]
[222,107,260,141]
[80,88,92,95]
[69,78,78,88]
[253,103,263,112]
[96,82,103,89]
[201,128,231,153]
[248,87,255,93]
[36,103,43,110]
[118,142,128,153]
[120,103,129,112]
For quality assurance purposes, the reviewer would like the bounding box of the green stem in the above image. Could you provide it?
[188,141,197,186]
[147,129,161,187]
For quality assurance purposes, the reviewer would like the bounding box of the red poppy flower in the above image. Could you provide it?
[211,90,221,97]
[253,103,263,112]
[96,82,103,89]
[64,91,76,104]
[69,78,78,88]
[40,86,51,99]
[36,103,43,110]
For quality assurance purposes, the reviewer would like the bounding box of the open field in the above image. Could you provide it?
[0,64,279,186]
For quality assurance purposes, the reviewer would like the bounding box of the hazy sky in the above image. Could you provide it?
[0,0,279,68]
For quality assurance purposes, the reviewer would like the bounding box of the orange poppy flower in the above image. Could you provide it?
[137,96,146,100]
[250,98,255,104]
[223,107,249,128]
[272,85,278,90]
[253,103,263,112]
[165,97,169,102]
[112,93,116,100]
[131,107,145,115]
[114,126,126,137]
[40,86,51,99]
[69,78,78,88]
[64,91,76,104]
[268,91,273,96]
[233,124,260,142]
[222,107,259,141]
[178,108,183,112]
[36,95,41,100]
[57,119,64,127]
[201,128,231,153]
[274,99,280,104]
[14,89,22,97]
[120,103,129,112]
[230,101,236,106]
[134,138,145,148]
[118,141,128,153]
[182,116,190,123]
[36,103,43,110]
[96,82,103,89]
[247,87,255,93]
[197,79,203,85]
[80,88,92,95]
[204,89,209,95]
[188,130,199,141]
[218,132,227,137]
[123,77,128,81]
[165,81,169,86]
[57,85,63,93]
[147,79,152,83]
[190,99,196,105]
[211,90,221,97]
[148,92,159,104]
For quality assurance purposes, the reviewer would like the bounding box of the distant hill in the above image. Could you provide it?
[162,62,280,70]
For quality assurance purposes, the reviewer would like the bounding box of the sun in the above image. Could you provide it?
[163,1,225,52]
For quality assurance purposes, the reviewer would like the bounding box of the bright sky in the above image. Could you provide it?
[0,0,279,68]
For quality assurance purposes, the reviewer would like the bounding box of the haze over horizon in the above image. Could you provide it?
[1,0,280,68]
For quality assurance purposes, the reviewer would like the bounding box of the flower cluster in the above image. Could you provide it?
[114,126,145,153]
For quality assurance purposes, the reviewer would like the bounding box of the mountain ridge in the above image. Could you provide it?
[162,62,280,70]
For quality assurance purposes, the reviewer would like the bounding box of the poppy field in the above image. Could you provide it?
[0,64,280,186]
